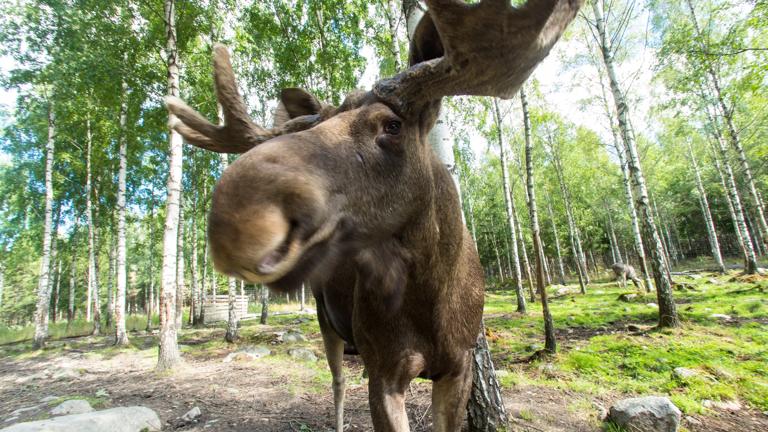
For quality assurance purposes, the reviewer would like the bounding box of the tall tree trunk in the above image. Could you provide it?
[67,245,76,328]
[492,99,526,312]
[521,89,556,353]
[710,137,746,256]
[384,0,402,71]
[48,230,58,323]
[511,199,535,302]
[189,207,199,325]
[85,116,99,334]
[607,211,623,264]
[546,201,567,285]
[106,233,115,328]
[175,200,185,330]
[114,82,129,345]
[259,284,269,324]
[157,0,183,371]
[689,145,725,272]
[33,105,56,349]
[552,149,587,294]
[685,0,768,253]
[592,1,679,327]
[199,221,208,325]
[0,264,4,314]
[710,123,758,273]
[218,152,240,342]
[597,68,654,291]
[490,234,504,282]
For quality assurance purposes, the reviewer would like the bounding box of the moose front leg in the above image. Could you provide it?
[318,308,346,431]
[432,353,473,432]
[367,354,425,432]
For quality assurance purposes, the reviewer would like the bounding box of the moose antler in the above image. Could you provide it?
[165,44,321,154]
[166,1,582,152]
[374,0,583,115]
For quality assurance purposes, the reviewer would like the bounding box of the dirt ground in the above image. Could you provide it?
[1,329,766,431]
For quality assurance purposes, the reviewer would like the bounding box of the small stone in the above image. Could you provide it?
[180,406,202,422]
[51,369,81,380]
[707,278,722,285]
[567,316,575,321]
[222,346,271,363]
[624,307,631,312]
[39,396,59,403]
[702,399,741,411]
[709,314,732,321]
[673,367,699,379]
[689,274,702,280]
[646,303,658,308]
[618,293,637,302]
[527,344,542,352]
[626,324,641,332]
[50,399,93,416]
[281,330,307,343]
[10,406,41,417]
[288,348,317,362]
[608,396,681,432]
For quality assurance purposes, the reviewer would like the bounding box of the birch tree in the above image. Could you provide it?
[157,0,183,371]
[114,80,129,346]
[32,104,56,349]
[687,141,725,273]
[521,88,555,354]
[589,0,679,327]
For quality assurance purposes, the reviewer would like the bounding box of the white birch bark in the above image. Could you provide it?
[688,143,725,272]
[591,0,679,327]
[33,105,56,348]
[157,0,183,370]
[175,201,185,330]
[546,201,567,285]
[521,88,556,353]
[67,250,75,325]
[685,0,768,253]
[551,147,587,294]
[115,81,129,345]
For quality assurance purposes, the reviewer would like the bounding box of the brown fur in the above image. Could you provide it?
[164,3,582,430]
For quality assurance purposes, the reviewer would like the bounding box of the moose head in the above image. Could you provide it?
[166,1,581,430]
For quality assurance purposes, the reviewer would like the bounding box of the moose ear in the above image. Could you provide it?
[273,88,323,127]
[408,12,444,67]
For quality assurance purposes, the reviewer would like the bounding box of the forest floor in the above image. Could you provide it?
[1,266,767,431]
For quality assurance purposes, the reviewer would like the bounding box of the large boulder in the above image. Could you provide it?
[1,406,161,432]
[608,396,681,432]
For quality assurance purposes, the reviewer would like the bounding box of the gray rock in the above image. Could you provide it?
[222,346,271,363]
[39,396,59,404]
[180,406,201,422]
[50,399,93,416]
[673,367,699,379]
[709,313,732,321]
[51,369,81,380]
[707,278,722,285]
[646,303,658,308]
[1,406,161,432]
[9,407,41,417]
[689,274,702,280]
[288,348,317,362]
[684,416,701,425]
[281,331,306,343]
[618,293,637,302]
[608,396,681,432]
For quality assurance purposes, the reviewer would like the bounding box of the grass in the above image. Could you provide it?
[486,269,768,413]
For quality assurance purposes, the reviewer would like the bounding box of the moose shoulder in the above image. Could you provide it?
[165,1,582,430]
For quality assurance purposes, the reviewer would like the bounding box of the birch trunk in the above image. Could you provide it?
[32,105,56,348]
[552,149,586,294]
[709,135,746,255]
[467,323,510,432]
[492,100,526,311]
[219,151,240,342]
[0,265,4,313]
[521,88,556,353]
[67,248,76,327]
[547,202,567,285]
[597,68,653,291]
[592,1,679,327]
[607,211,623,264]
[175,200,185,330]
[157,0,183,370]
[146,197,156,332]
[511,199,535,302]
[190,207,199,325]
[84,118,100,334]
[712,126,758,273]
[689,145,725,272]
[114,84,129,345]
[685,0,768,253]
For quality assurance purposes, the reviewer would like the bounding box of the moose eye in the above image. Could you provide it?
[384,120,401,135]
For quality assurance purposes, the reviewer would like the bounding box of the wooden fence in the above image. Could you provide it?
[203,295,249,324]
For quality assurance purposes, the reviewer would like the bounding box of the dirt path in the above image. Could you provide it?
[1,330,765,431]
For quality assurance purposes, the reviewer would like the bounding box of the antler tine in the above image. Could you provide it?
[374,0,583,115]
[164,44,282,154]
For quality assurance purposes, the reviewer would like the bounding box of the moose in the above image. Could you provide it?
[165,1,581,430]
[611,262,645,291]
